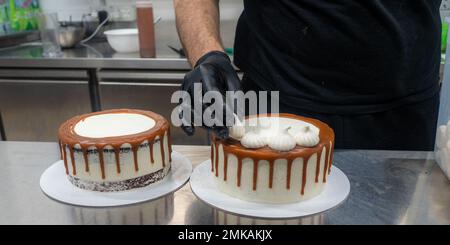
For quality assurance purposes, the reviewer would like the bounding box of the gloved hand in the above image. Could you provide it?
[179,51,242,139]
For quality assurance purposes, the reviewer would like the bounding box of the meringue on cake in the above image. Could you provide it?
[212,114,335,203]
[58,109,172,192]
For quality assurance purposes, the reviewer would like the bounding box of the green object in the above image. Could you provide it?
[9,0,40,32]
[442,21,448,54]
[225,47,234,55]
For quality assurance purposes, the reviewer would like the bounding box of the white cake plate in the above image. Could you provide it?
[40,151,192,207]
[190,160,350,219]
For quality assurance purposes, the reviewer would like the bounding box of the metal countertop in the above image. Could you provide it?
[0,141,449,225]
[0,20,238,70]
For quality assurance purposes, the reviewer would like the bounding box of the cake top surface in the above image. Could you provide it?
[224,114,334,154]
[74,113,156,138]
[59,109,169,147]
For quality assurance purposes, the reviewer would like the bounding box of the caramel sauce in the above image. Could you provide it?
[252,159,259,191]
[82,148,90,172]
[69,148,76,175]
[315,147,323,183]
[114,149,121,174]
[149,142,155,164]
[160,136,166,167]
[237,157,243,187]
[322,142,331,182]
[62,144,69,175]
[210,144,214,172]
[268,159,275,189]
[328,142,335,175]
[301,155,311,195]
[212,113,335,196]
[59,109,172,179]
[132,145,139,171]
[223,153,229,181]
[286,159,293,189]
[214,141,219,177]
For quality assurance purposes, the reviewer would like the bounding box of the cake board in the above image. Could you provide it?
[190,160,350,219]
[40,151,192,207]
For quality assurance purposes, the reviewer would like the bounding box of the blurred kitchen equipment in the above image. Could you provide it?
[104,16,161,54]
[0,110,6,141]
[104,28,139,53]
[136,1,155,58]
[59,17,86,48]
[59,25,85,48]
[81,10,110,44]
[36,12,62,57]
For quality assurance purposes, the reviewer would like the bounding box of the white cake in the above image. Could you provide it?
[58,109,172,192]
[435,122,450,178]
[211,114,335,204]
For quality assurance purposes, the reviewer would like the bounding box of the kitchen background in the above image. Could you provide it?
[0,0,449,146]
[0,0,243,145]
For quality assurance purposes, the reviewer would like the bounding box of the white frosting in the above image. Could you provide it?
[229,116,245,139]
[236,116,321,151]
[241,131,266,149]
[66,133,171,182]
[213,144,329,203]
[74,113,156,138]
[268,127,296,151]
[294,126,320,147]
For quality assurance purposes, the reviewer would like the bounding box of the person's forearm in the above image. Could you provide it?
[174,0,224,66]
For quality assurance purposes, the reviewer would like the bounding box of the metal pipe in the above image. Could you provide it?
[87,69,102,112]
[0,111,6,141]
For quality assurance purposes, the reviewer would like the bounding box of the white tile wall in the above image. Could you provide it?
[39,0,243,21]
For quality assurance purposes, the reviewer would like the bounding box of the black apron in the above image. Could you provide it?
[235,0,442,150]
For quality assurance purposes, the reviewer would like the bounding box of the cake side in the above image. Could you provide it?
[58,109,173,192]
[211,114,335,203]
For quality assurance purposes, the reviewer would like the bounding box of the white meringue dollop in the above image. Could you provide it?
[229,116,245,139]
[294,126,320,147]
[268,127,297,152]
[241,131,267,149]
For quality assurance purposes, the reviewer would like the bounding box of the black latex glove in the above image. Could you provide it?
[179,51,242,139]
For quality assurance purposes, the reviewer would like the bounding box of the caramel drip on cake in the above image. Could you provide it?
[223,153,229,181]
[328,141,334,175]
[269,160,275,188]
[58,141,63,160]
[69,147,76,175]
[82,148,90,172]
[323,143,331,183]
[286,159,293,189]
[237,157,243,187]
[168,129,173,162]
[149,142,154,164]
[160,134,166,167]
[98,146,106,179]
[212,113,335,196]
[132,145,139,171]
[58,109,171,179]
[62,145,69,175]
[315,147,323,183]
[210,144,214,172]
[214,141,220,177]
[301,155,311,195]
[252,159,259,191]
[114,149,121,174]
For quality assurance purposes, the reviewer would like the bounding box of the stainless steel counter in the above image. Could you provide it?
[0,20,237,70]
[0,141,449,225]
